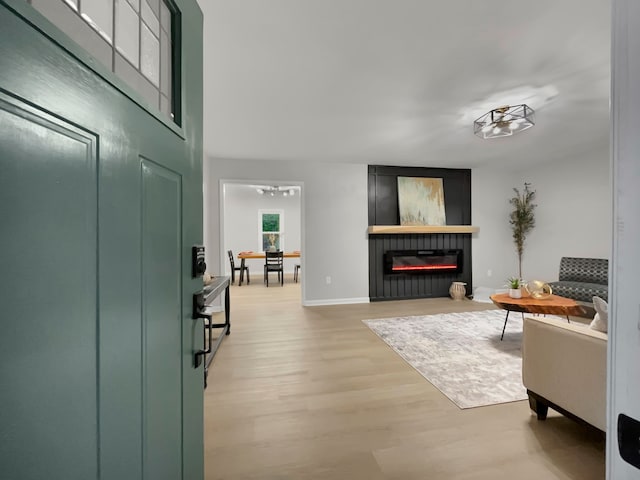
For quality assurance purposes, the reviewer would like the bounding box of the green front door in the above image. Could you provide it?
[0,1,204,479]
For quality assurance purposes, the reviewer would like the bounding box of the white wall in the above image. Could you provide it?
[518,148,611,283]
[204,157,369,305]
[471,167,519,289]
[472,149,610,290]
[223,184,301,274]
[206,152,610,303]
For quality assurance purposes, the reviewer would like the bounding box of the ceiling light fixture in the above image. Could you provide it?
[473,104,535,139]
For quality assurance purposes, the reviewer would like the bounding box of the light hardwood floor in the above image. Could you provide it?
[204,277,605,479]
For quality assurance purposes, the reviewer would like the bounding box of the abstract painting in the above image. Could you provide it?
[397,176,446,226]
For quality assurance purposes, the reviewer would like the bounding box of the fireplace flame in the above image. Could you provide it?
[392,264,458,271]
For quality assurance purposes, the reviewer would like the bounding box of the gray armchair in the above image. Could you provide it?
[549,257,608,303]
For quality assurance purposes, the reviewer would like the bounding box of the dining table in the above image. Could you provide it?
[236,251,301,286]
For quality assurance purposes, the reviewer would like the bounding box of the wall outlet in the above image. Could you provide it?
[325,276,332,285]
[487,269,492,277]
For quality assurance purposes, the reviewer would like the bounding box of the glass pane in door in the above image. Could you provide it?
[81,0,114,43]
[116,0,140,66]
[141,22,160,86]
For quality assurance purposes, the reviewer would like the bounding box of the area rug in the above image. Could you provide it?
[363,310,564,409]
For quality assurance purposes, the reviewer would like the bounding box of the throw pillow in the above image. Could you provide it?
[590,296,608,333]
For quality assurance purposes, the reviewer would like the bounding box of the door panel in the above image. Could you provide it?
[0,94,98,478]
[0,1,204,478]
[141,159,183,479]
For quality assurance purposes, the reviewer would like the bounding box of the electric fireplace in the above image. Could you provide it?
[384,249,463,275]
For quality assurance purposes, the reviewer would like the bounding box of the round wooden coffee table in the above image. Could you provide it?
[490,292,586,340]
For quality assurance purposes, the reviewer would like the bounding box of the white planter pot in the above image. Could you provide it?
[509,288,522,299]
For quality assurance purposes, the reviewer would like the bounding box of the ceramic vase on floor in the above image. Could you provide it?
[449,282,467,300]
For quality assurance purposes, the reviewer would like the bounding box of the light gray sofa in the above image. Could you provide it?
[522,315,607,431]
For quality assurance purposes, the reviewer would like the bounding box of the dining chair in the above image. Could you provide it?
[264,250,284,287]
[294,263,301,283]
[227,250,249,285]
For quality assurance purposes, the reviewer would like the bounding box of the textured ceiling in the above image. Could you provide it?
[199,0,610,169]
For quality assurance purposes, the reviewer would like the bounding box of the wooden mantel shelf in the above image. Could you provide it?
[367,225,479,234]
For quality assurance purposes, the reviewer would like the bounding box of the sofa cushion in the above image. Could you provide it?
[590,296,609,333]
[548,281,608,303]
[558,257,608,284]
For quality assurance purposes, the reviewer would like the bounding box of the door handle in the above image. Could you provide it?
[194,312,212,369]
[193,291,212,368]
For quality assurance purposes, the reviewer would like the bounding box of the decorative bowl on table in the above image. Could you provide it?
[524,280,553,299]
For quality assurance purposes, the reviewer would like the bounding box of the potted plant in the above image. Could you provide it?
[507,277,522,299]
[509,182,537,280]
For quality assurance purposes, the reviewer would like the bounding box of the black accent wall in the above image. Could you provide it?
[368,165,473,301]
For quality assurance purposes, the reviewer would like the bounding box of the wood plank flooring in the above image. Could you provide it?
[204,277,605,479]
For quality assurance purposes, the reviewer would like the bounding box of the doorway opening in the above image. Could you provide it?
[219,180,305,303]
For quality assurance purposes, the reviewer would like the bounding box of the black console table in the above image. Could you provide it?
[202,276,230,386]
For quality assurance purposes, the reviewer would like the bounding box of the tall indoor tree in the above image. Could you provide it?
[509,182,537,280]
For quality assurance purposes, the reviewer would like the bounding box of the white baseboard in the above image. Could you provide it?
[302,297,370,307]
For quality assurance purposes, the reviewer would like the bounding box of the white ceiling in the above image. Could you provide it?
[199,0,610,169]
